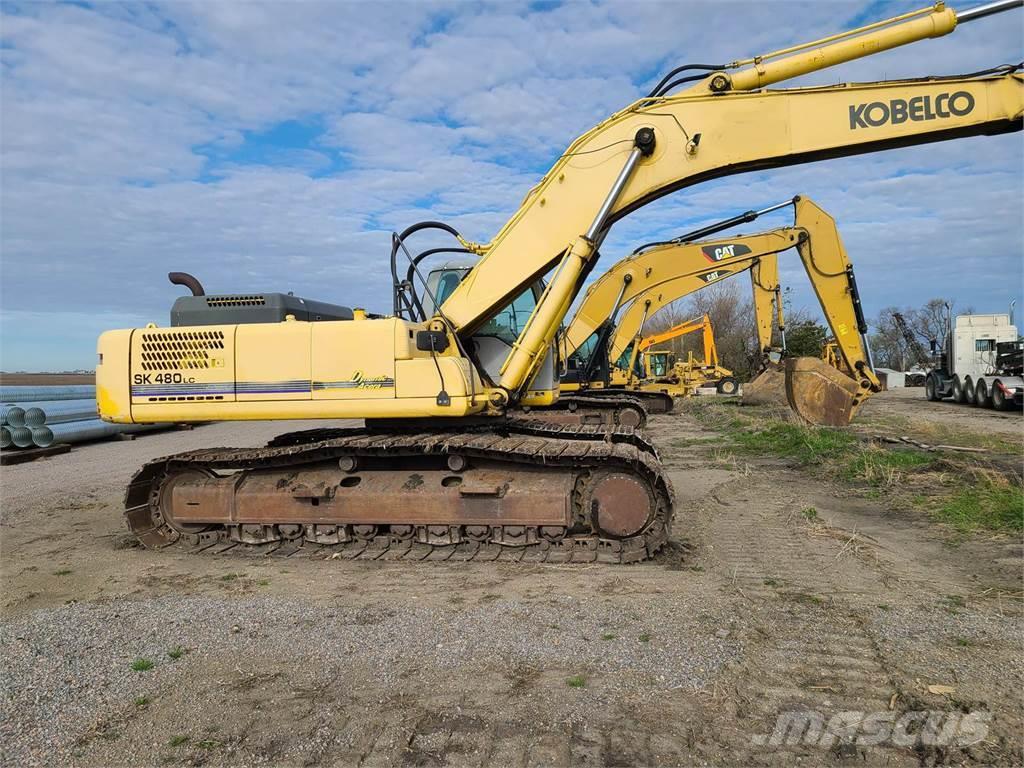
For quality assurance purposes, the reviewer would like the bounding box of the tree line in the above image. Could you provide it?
[641,285,969,379]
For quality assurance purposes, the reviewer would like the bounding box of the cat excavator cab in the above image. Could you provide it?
[99,1,1023,558]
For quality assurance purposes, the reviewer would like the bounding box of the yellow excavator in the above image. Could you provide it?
[559,199,793,414]
[561,196,879,418]
[99,1,1023,560]
[563,250,776,404]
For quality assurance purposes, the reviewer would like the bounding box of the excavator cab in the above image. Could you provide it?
[421,263,563,406]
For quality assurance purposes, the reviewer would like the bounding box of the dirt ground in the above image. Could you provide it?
[1,391,1021,767]
[858,385,1024,439]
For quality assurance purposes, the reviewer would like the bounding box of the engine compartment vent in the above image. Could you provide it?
[205,295,266,307]
[139,330,225,371]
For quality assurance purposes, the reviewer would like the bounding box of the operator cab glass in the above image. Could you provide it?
[423,265,539,342]
[568,331,600,373]
[479,287,536,344]
[647,352,672,378]
[423,266,472,317]
[615,341,646,379]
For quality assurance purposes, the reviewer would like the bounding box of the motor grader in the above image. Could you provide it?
[99,1,1023,561]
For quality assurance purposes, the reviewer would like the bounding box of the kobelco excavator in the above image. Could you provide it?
[99,1,1023,560]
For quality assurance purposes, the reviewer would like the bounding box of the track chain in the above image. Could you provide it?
[536,393,651,426]
[124,424,673,564]
[267,418,659,458]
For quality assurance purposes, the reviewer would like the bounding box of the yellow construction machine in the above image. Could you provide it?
[561,196,882,420]
[636,314,739,397]
[558,199,792,413]
[99,1,1023,560]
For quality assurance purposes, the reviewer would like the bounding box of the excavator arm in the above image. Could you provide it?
[751,255,783,358]
[639,315,715,357]
[437,1,1022,400]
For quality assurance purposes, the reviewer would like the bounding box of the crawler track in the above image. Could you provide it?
[125,422,673,564]
[525,393,653,427]
[565,389,674,415]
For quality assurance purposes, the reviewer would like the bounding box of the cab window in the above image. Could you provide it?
[477,288,536,344]
[649,353,670,378]
[569,331,600,370]
[435,271,463,306]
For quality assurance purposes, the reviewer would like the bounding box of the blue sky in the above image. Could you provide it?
[1,0,1021,370]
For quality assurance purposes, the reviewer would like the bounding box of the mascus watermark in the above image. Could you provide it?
[752,710,990,748]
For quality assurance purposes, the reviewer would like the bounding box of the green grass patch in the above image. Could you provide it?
[566,675,586,688]
[638,633,651,643]
[684,399,1021,536]
[936,478,1024,533]
[134,697,150,708]
[732,422,857,465]
[168,735,189,747]
[842,448,933,486]
[220,573,239,582]
[167,646,187,660]
[600,633,616,641]
[53,569,73,576]
[130,658,155,672]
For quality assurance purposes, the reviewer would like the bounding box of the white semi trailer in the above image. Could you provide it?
[925,314,1023,411]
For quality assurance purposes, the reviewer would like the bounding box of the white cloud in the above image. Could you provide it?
[0,0,1021,370]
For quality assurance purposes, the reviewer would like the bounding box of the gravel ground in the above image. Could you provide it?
[1,394,1021,766]
[0,593,738,765]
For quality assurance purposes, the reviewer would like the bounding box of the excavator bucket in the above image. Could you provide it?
[742,362,788,407]
[784,356,865,426]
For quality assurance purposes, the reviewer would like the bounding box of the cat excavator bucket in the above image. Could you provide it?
[785,356,870,427]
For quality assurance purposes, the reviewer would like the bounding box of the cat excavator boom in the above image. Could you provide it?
[563,196,880,423]
[98,1,1022,559]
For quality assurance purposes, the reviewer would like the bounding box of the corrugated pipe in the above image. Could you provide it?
[2,406,27,428]
[0,385,95,403]
[25,399,98,425]
[38,419,166,446]
[24,407,46,428]
[1,426,12,448]
[10,426,34,448]
[31,426,54,447]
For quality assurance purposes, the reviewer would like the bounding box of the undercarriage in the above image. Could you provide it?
[125,421,673,564]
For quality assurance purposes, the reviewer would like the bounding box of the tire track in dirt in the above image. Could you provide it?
[702,478,911,765]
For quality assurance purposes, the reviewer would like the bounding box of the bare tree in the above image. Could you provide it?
[869,298,953,370]
[642,281,761,379]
